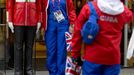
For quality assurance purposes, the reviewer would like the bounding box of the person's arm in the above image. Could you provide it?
[71,4,90,58]
[36,0,42,23]
[7,0,15,33]
[66,0,76,33]
[7,0,14,22]
[41,0,48,30]
[36,0,42,33]
[67,0,77,25]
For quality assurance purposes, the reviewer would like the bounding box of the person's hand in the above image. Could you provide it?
[36,22,41,33]
[8,22,14,33]
[72,57,83,66]
[69,24,74,33]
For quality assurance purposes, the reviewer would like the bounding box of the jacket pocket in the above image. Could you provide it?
[28,3,37,24]
[13,3,25,24]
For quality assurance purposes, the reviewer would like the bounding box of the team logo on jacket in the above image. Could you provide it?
[100,15,118,23]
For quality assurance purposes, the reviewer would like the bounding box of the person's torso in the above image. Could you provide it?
[13,0,38,26]
[83,2,127,65]
[47,0,68,21]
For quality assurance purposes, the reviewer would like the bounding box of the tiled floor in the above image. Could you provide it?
[0,68,133,75]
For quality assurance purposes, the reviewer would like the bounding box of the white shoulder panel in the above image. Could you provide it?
[15,0,36,2]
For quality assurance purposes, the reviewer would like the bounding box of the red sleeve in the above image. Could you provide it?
[41,0,48,30]
[124,6,133,24]
[7,0,15,22]
[36,0,42,22]
[67,0,77,25]
[71,4,90,58]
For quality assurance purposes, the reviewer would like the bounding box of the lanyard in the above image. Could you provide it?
[52,0,60,9]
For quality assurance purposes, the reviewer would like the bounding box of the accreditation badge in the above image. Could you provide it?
[54,10,65,23]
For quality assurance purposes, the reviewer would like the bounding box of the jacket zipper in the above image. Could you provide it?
[25,0,28,26]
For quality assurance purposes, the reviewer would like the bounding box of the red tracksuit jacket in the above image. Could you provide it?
[7,0,41,26]
[41,0,76,30]
[71,1,133,65]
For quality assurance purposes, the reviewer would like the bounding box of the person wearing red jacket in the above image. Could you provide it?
[71,0,133,75]
[41,0,76,75]
[6,0,41,75]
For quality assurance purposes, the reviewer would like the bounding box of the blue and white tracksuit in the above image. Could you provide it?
[45,0,69,75]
